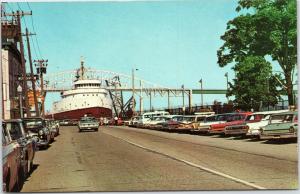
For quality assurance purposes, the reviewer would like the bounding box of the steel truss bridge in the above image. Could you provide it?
[44,68,296,117]
[44,68,227,116]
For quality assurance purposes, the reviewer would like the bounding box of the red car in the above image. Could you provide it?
[208,112,252,134]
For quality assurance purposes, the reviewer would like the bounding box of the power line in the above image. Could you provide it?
[17,2,28,29]
[26,1,43,59]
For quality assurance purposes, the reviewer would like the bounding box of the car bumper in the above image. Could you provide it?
[225,129,247,135]
[208,130,224,134]
[246,129,261,136]
[260,133,297,140]
[36,139,49,147]
[79,126,98,130]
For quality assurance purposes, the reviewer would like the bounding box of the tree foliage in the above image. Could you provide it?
[218,0,297,105]
[227,56,282,111]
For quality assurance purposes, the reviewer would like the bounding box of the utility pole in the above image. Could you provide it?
[34,59,48,117]
[181,84,185,115]
[4,10,33,117]
[139,80,143,114]
[132,68,135,114]
[24,28,39,117]
[199,79,203,107]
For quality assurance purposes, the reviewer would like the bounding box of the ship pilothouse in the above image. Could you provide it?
[51,59,113,120]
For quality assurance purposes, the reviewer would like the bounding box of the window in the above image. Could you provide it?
[6,122,23,140]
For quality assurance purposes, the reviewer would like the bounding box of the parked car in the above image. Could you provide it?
[2,122,23,192]
[78,116,100,132]
[260,111,298,140]
[45,119,59,141]
[128,116,141,127]
[224,110,289,137]
[23,117,51,149]
[174,114,214,132]
[4,119,35,179]
[208,112,252,134]
[147,116,174,130]
[194,113,233,133]
[59,119,72,126]
[161,115,184,131]
[136,111,170,127]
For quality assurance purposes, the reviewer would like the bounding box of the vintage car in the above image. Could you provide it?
[194,113,233,133]
[161,115,184,131]
[136,111,170,128]
[4,119,35,179]
[224,110,289,137]
[78,116,100,132]
[23,117,51,149]
[208,112,252,134]
[147,115,175,130]
[59,119,72,126]
[46,119,59,139]
[2,122,23,192]
[260,111,298,140]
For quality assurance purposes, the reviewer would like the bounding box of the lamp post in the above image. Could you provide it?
[17,85,23,118]
[199,79,203,107]
[181,84,185,115]
[225,72,229,102]
[132,68,138,114]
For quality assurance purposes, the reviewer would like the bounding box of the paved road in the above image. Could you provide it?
[21,125,298,192]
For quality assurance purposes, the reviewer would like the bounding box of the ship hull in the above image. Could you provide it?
[50,107,112,120]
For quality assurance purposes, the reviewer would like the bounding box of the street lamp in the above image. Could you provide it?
[181,84,185,115]
[132,68,138,114]
[199,79,203,107]
[17,85,23,118]
[225,72,229,102]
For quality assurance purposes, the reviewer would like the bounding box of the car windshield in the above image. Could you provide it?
[216,114,232,121]
[184,117,195,122]
[172,116,183,121]
[81,117,96,122]
[227,114,246,122]
[24,119,44,128]
[245,114,263,122]
[204,116,217,122]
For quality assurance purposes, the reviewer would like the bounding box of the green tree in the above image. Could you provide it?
[217,0,297,105]
[227,56,281,111]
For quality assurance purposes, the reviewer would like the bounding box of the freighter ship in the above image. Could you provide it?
[51,59,113,120]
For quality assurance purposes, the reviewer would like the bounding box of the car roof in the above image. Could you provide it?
[271,111,297,116]
[3,119,22,122]
[23,117,43,120]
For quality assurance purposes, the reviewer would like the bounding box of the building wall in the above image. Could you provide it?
[1,43,23,119]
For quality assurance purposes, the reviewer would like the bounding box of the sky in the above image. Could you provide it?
[6,0,288,112]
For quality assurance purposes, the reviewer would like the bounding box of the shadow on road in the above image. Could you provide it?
[37,145,51,151]
[79,130,98,133]
[30,164,39,174]
[263,138,297,144]
[18,164,40,192]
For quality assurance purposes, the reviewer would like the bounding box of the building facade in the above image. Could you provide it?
[1,41,23,119]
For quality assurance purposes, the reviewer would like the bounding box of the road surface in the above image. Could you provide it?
[21,125,298,192]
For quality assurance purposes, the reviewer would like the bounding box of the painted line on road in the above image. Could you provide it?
[107,133,267,190]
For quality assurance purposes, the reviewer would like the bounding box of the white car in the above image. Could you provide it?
[224,110,289,137]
